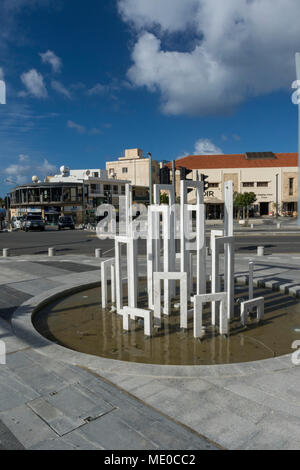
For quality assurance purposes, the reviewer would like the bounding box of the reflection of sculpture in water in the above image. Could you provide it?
[101,180,264,338]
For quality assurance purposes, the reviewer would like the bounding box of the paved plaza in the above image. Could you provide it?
[0,251,299,450]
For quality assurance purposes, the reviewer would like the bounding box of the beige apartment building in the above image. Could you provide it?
[170,152,298,219]
[106,148,160,187]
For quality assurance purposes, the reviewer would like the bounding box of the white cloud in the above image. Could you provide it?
[67,120,86,134]
[18,154,29,162]
[232,134,241,141]
[4,155,57,185]
[194,139,223,155]
[51,80,71,99]
[119,0,300,116]
[118,0,197,32]
[89,128,103,136]
[40,50,62,73]
[20,69,48,99]
[37,159,57,175]
[88,83,106,95]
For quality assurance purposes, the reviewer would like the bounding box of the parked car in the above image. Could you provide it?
[58,216,75,230]
[22,214,45,231]
[11,216,24,230]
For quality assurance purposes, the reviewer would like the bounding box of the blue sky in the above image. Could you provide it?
[0,0,300,197]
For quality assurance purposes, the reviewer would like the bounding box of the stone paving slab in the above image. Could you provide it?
[0,418,25,450]
[1,254,300,449]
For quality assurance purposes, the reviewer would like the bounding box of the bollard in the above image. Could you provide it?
[257,246,264,256]
[250,224,254,229]
[3,248,10,258]
[95,248,102,258]
[48,247,56,257]
[277,223,281,229]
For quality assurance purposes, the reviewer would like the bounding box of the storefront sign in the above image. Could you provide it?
[64,206,82,212]
[204,191,215,198]
[44,206,61,214]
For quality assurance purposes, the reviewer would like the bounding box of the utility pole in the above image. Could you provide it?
[148,152,152,205]
[296,53,300,225]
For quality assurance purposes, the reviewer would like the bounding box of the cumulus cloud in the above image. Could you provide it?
[40,50,62,73]
[67,120,86,134]
[119,0,300,116]
[20,69,48,98]
[87,83,106,95]
[194,138,223,155]
[4,156,57,185]
[51,80,71,99]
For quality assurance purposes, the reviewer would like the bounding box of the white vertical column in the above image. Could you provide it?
[115,239,123,313]
[147,207,154,309]
[162,206,171,314]
[211,230,222,325]
[219,300,228,335]
[249,260,254,301]
[153,274,161,327]
[180,180,188,275]
[180,273,188,329]
[193,296,203,338]
[196,183,206,295]
[111,263,116,304]
[127,237,138,308]
[224,181,234,319]
[101,261,107,309]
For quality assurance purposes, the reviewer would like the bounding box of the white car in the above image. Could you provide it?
[11,216,24,230]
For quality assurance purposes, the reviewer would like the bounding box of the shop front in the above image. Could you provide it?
[44,206,62,225]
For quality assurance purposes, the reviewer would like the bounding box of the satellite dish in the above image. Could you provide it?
[32,176,38,183]
[86,170,91,176]
[60,165,69,176]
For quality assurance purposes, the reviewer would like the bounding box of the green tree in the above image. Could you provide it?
[160,193,169,204]
[234,192,257,220]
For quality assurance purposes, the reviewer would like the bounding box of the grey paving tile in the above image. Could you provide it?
[8,278,61,296]
[33,261,100,273]
[0,404,57,448]
[0,418,25,450]
[28,383,115,436]
[0,285,32,322]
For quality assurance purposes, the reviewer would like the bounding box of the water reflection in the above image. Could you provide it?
[33,283,300,365]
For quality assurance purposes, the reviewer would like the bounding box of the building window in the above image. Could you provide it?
[122,168,128,174]
[104,185,111,192]
[121,185,125,194]
[242,182,254,187]
[208,183,219,188]
[289,178,294,196]
[109,168,114,174]
[257,182,268,187]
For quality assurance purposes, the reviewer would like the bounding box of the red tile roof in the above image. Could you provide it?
[167,153,298,170]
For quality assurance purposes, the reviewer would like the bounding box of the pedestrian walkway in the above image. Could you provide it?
[1,254,300,449]
[0,256,216,450]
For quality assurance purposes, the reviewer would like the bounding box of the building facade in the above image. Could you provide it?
[9,167,129,224]
[171,152,298,218]
[106,148,160,187]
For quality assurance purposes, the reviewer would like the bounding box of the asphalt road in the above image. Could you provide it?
[0,227,300,256]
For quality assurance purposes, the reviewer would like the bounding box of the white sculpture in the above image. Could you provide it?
[100,180,263,342]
